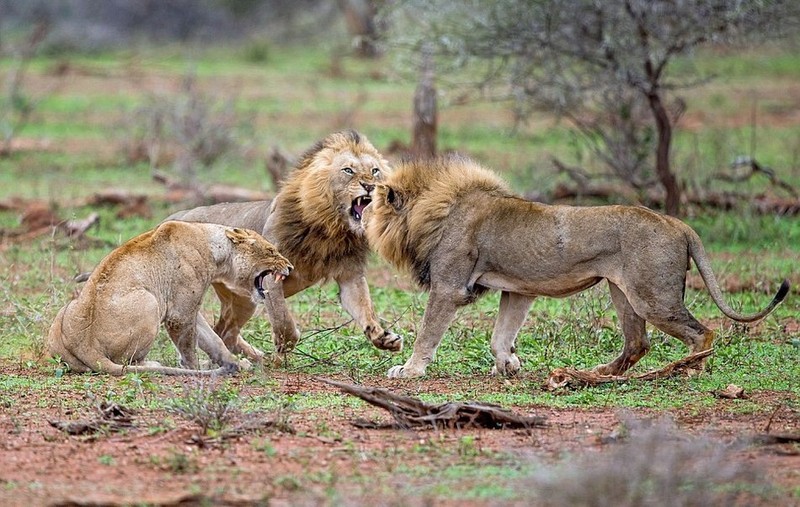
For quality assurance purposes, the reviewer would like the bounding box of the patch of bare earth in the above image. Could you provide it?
[1,365,798,506]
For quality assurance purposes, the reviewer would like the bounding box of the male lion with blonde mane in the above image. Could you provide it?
[167,130,403,360]
[47,222,292,375]
[365,156,789,379]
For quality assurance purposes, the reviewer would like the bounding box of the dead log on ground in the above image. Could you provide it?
[546,349,713,390]
[710,156,798,198]
[750,433,800,445]
[63,212,100,237]
[49,401,135,436]
[319,378,547,430]
[1,202,100,246]
[153,170,270,204]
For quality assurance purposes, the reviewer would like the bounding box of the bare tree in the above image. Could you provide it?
[412,42,437,158]
[383,0,800,216]
[338,0,382,57]
[0,20,49,157]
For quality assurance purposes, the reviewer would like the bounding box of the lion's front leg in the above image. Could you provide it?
[490,292,534,376]
[387,289,457,379]
[164,314,200,370]
[337,272,403,352]
[213,283,266,361]
[262,281,301,355]
[196,313,250,371]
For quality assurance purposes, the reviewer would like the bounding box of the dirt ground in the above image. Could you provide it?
[1,51,798,506]
[1,364,798,506]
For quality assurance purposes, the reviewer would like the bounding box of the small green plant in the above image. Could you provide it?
[252,438,277,457]
[243,39,271,63]
[98,455,115,466]
[274,475,301,491]
[166,379,239,436]
[119,373,158,401]
[165,451,197,474]
[457,435,480,458]
[48,355,70,378]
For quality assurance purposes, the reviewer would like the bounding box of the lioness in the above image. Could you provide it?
[166,130,403,361]
[46,221,293,375]
[365,156,790,378]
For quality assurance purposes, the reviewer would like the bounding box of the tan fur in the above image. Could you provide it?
[46,222,292,375]
[365,156,790,378]
[166,130,403,358]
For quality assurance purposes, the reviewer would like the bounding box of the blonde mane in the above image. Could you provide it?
[271,130,380,282]
[368,156,512,287]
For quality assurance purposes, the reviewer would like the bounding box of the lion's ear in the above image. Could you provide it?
[386,186,405,211]
[225,228,250,244]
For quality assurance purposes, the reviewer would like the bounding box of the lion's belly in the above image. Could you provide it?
[475,272,603,298]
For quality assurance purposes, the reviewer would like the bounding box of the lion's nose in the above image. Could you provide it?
[361,182,375,193]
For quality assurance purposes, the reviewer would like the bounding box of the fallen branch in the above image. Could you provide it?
[750,433,800,445]
[319,378,547,430]
[710,156,798,198]
[49,401,135,436]
[64,212,100,237]
[153,170,270,204]
[1,202,101,247]
[551,182,800,216]
[546,349,714,390]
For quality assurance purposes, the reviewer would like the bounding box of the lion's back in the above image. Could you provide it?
[165,200,273,235]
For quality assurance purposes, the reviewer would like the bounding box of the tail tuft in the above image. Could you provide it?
[774,279,790,304]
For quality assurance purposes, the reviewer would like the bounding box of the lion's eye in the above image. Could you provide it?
[372,167,380,176]
[342,167,355,175]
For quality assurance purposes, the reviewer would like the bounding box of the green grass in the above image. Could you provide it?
[1,42,799,505]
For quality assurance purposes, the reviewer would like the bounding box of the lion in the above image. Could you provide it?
[46,221,293,375]
[364,156,790,378]
[165,130,403,361]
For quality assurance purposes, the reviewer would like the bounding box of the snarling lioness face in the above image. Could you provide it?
[297,130,390,236]
[223,228,294,304]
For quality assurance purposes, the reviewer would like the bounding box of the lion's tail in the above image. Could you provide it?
[94,356,238,377]
[686,229,789,322]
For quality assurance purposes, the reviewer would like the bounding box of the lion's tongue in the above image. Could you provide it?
[255,272,267,298]
[353,202,366,220]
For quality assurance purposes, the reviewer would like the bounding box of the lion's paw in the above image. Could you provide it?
[238,358,253,371]
[387,364,425,379]
[373,330,403,352]
[491,355,521,376]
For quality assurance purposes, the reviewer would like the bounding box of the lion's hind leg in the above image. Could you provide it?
[593,281,650,376]
[646,308,715,355]
[490,291,534,376]
[621,281,715,370]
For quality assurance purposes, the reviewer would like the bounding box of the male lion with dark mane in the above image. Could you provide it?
[167,130,403,361]
[364,156,789,379]
[47,222,292,375]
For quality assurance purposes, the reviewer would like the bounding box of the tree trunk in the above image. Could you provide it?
[337,0,380,58]
[647,91,681,216]
[412,43,437,158]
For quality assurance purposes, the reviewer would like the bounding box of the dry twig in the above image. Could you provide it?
[49,402,135,436]
[546,349,714,390]
[319,378,547,430]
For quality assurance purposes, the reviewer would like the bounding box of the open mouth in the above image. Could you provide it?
[254,268,291,298]
[350,195,372,221]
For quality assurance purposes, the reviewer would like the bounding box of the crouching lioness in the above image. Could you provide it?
[364,156,790,379]
[46,221,292,375]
